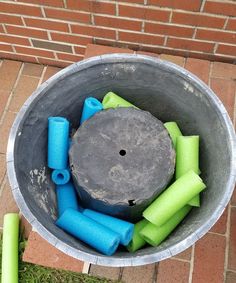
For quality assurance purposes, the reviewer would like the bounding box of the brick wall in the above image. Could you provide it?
[0,0,235,67]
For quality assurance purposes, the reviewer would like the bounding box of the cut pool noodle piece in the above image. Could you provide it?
[164,121,182,148]
[83,209,134,246]
[48,117,69,170]
[80,97,103,124]
[56,208,120,256]
[102,92,138,109]
[1,213,19,283]
[143,170,206,227]
[176,135,200,207]
[140,205,191,246]
[126,219,148,252]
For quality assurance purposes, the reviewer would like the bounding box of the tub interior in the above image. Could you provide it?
[13,57,231,261]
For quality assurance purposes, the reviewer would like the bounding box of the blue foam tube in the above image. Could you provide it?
[51,169,70,185]
[48,117,69,169]
[56,182,79,217]
[56,208,120,255]
[80,97,103,124]
[83,209,134,245]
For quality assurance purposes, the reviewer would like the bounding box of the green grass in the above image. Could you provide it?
[0,235,120,283]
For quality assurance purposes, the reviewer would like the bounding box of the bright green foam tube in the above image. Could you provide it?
[102,92,138,109]
[143,170,206,227]
[126,219,148,252]
[1,213,19,283]
[176,135,200,207]
[140,205,191,246]
[164,122,182,148]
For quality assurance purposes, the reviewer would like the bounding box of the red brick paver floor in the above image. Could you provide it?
[0,44,235,282]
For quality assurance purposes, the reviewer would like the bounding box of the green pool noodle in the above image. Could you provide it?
[143,170,206,227]
[140,205,191,246]
[102,92,138,109]
[1,213,19,283]
[164,122,182,148]
[176,135,200,207]
[126,219,148,252]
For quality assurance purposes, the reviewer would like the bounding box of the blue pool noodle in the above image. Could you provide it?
[56,208,120,255]
[51,169,70,185]
[56,182,79,217]
[83,209,134,245]
[80,97,103,124]
[48,117,69,169]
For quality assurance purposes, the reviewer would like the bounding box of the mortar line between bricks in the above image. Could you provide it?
[163,36,168,46]
[118,267,124,281]
[153,262,158,283]
[47,30,52,40]
[41,6,46,18]
[2,24,7,33]
[223,205,231,282]
[208,61,213,86]
[53,51,58,60]
[115,0,118,16]
[71,45,76,55]
[91,13,95,25]
[68,23,72,34]
[213,43,219,54]
[169,10,173,23]
[0,62,24,125]
[192,27,197,39]
[0,168,6,190]
[200,0,207,12]
[154,262,160,283]
[172,256,191,263]
[208,231,227,237]
[63,0,67,9]
[0,174,7,196]
[29,38,34,47]
[141,20,145,33]
[21,74,44,79]
[182,55,187,68]
[21,16,26,27]
[12,44,16,53]
[188,245,195,283]
[37,65,47,87]
[223,17,229,30]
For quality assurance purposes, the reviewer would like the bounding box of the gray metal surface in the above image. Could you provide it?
[70,107,175,222]
[7,54,236,266]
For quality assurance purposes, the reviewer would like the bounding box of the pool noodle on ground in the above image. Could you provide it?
[1,213,19,283]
